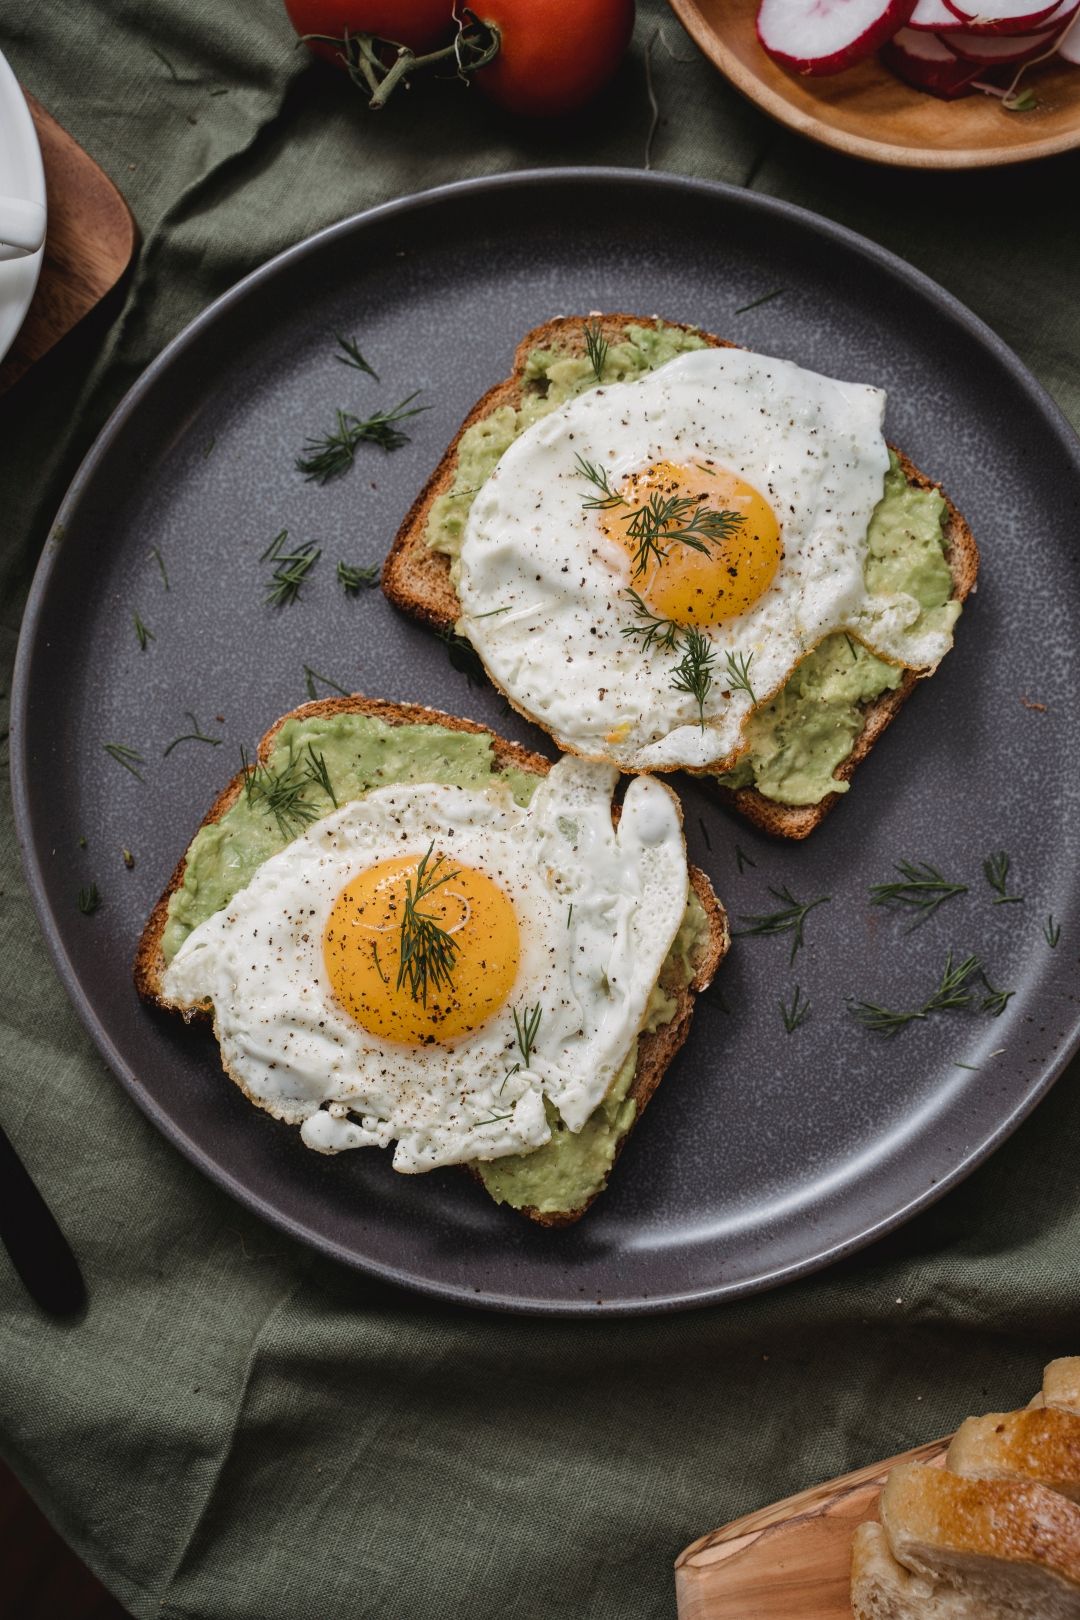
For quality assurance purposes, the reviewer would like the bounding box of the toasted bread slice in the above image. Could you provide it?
[948,1408,1080,1504]
[381,314,979,840]
[878,1463,1080,1619]
[135,695,729,1226]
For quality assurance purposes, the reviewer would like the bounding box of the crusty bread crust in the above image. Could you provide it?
[134,694,729,1226]
[881,1463,1080,1603]
[947,1408,1080,1504]
[380,315,980,840]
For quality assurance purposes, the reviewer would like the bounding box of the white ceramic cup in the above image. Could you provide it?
[0,194,46,255]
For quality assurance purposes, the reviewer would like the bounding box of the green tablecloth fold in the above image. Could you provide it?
[1,4,1078,1616]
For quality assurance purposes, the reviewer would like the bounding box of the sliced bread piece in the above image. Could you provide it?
[852,1520,997,1620]
[135,695,729,1227]
[878,1462,1080,1618]
[381,314,978,840]
[947,1407,1080,1503]
[1044,1361,1080,1416]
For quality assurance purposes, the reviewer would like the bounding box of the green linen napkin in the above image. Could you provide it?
[1,3,1078,1616]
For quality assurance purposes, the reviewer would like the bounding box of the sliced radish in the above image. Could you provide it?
[942,0,1060,36]
[1058,7,1080,53]
[939,21,1059,55]
[908,0,964,28]
[756,0,918,74]
[880,26,983,90]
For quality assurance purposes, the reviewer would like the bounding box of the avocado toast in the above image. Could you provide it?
[381,314,979,839]
[135,695,729,1226]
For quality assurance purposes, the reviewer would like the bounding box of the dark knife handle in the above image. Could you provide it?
[0,1123,86,1317]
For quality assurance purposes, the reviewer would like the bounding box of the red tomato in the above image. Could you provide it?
[471,0,636,117]
[284,0,456,61]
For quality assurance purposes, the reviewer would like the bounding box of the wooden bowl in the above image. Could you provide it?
[667,0,1080,168]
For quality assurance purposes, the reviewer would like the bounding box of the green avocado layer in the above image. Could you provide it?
[161,710,707,1216]
[716,457,959,806]
[425,326,961,808]
[476,891,707,1216]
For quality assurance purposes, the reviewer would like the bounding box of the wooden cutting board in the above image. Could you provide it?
[674,1436,950,1619]
[0,93,137,394]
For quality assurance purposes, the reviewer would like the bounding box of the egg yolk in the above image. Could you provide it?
[599,459,782,627]
[322,853,520,1046]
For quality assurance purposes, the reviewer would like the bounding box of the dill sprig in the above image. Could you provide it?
[77,884,100,915]
[980,971,1015,1018]
[241,743,335,838]
[439,626,485,686]
[573,458,745,577]
[337,560,379,595]
[149,545,169,590]
[984,851,1023,905]
[303,746,337,807]
[334,334,378,380]
[620,589,678,653]
[103,742,145,782]
[133,612,154,650]
[263,530,321,607]
[163,713,223,757]
[671,626,715,728]
[513,1003,543,1068]
[779,985,811,1034]
[722,650,756,703]
[297,393,427,483]
[870,861,968,925]
[1045,914,1061,948]
[574,454,624,511]
[735,885,831,963]
[850,950,983,1037]
[624,492,743,578]
[303,665,350,699]
[734,287,785,316]
[396,843,460,1006]
[735,845,756,874]
[583,319,608,384]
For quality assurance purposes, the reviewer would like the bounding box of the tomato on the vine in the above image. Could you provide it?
[284,0,456,63]
[469,0,636,118]
[283,0,636,120]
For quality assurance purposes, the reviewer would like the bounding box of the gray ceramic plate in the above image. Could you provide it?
[12,170,1080,1315]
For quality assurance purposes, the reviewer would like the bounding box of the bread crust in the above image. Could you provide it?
[381,314,980,840]
[947,1408,1080,1504]
[881,1463,1080,1597]
[134,694,729,1226]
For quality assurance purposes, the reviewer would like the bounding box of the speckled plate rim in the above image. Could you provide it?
[11,167,1080,1315]
[667,0,1080,170]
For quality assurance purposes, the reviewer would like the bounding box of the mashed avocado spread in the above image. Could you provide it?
[162,711,708,1216]
[425,324,960,808]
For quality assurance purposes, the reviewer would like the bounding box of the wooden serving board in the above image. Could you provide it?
[0,94,137,394]
[675,1436,950,1619]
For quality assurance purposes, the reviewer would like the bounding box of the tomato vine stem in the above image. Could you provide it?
[301,9,501,111]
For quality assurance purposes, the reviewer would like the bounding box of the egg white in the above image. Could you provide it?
[161,758,689,1173]
[458,347,954,772]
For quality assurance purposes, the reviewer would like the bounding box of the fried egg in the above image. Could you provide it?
[458,347,955,772]
[161,758,689,1173]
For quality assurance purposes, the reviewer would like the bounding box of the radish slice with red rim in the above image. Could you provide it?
[1058,7,1080,54]
[881,26,984,90]
[909,0,963,28]
[940,22,1059,56]
[942,0,1060,35]
[756,0,917,74]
